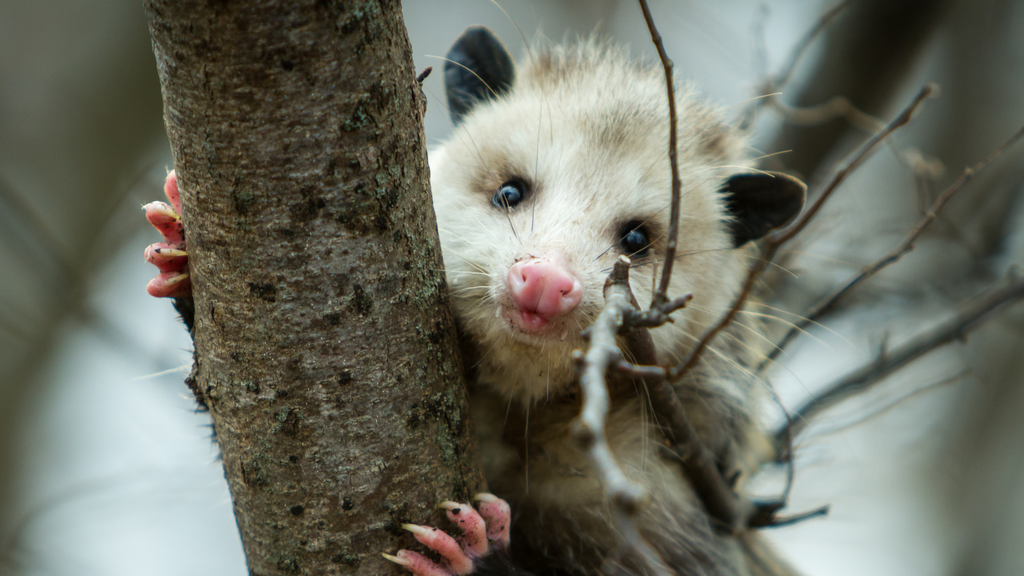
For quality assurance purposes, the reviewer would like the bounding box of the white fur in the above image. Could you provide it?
[430,39,790,576]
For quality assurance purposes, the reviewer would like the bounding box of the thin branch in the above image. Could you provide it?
[637,0,682,308]
[763,124,1024,367]
[764,86,944,182]
[585,257,748,533]
[671,84,936,383]
[589,258,820,532]
[777,275,1024,444]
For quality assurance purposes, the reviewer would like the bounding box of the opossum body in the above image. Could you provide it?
[406,28,805,576]
[143,26,805,576]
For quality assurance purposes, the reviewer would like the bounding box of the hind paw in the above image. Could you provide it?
[384,493,511,576]
[143,170,191,298]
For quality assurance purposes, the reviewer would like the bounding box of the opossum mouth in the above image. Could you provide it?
[501,305,574,341]
[517,309,550,331]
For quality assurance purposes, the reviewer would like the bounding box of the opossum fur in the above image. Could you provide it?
[429,28,805,576]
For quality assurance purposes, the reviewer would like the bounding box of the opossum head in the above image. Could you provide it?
[430,28,805,404]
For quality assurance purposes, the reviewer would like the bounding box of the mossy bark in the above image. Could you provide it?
[144,1,484,574]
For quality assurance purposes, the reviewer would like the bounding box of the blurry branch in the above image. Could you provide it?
[765,0,948,178]
[744,0,945,183]
[744,0,945,181]
[763,124,1024,368]
[0,309,30,341]
[672,84,936,383]
[776,275,1024,447]
[741,0,853,129]
[769,95,881,131]
[0,173,79,283]
[767,0,854,94]
[767,97,944,183]
[804,369,968,440]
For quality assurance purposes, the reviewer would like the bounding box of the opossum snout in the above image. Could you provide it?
[507,256,583,331]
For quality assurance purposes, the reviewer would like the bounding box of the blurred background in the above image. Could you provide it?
[1,0,1022,575]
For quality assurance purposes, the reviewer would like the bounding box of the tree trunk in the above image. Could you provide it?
[143,2,484,575]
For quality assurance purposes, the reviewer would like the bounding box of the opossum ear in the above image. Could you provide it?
[721,172,806,247]
[445,26,515,124]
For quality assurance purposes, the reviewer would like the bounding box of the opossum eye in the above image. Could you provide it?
[492,180,525,209]
[620,222,650,257]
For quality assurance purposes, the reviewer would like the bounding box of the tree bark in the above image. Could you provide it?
[144,2,484,575]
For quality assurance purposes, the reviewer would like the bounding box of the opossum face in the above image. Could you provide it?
[430,29,804,403]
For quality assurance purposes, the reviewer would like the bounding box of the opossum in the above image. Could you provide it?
[144,26,806,576]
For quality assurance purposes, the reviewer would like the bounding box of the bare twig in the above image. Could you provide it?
[573,256,666,574]
[0,172,79,281]
[801,369,968,441]
[763,124,1024,368]
[776,275,1024,444]
[743,1,942,185]
[671,84,936,383]
[637,0,681,309]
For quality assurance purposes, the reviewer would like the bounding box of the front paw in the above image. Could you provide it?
[385,493,511,576]
[143,170,191,298]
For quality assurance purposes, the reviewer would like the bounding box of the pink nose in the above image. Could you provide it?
[508,257,583,322]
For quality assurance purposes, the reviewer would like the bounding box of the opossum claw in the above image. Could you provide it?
[473,493,511,550]
[387,494,513,576]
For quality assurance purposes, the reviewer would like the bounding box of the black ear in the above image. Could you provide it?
[721,172,806,247]
[445,26,515,124]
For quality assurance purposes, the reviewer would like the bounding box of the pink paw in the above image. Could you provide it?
[143,170,191,298]
[384,493,511,576]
